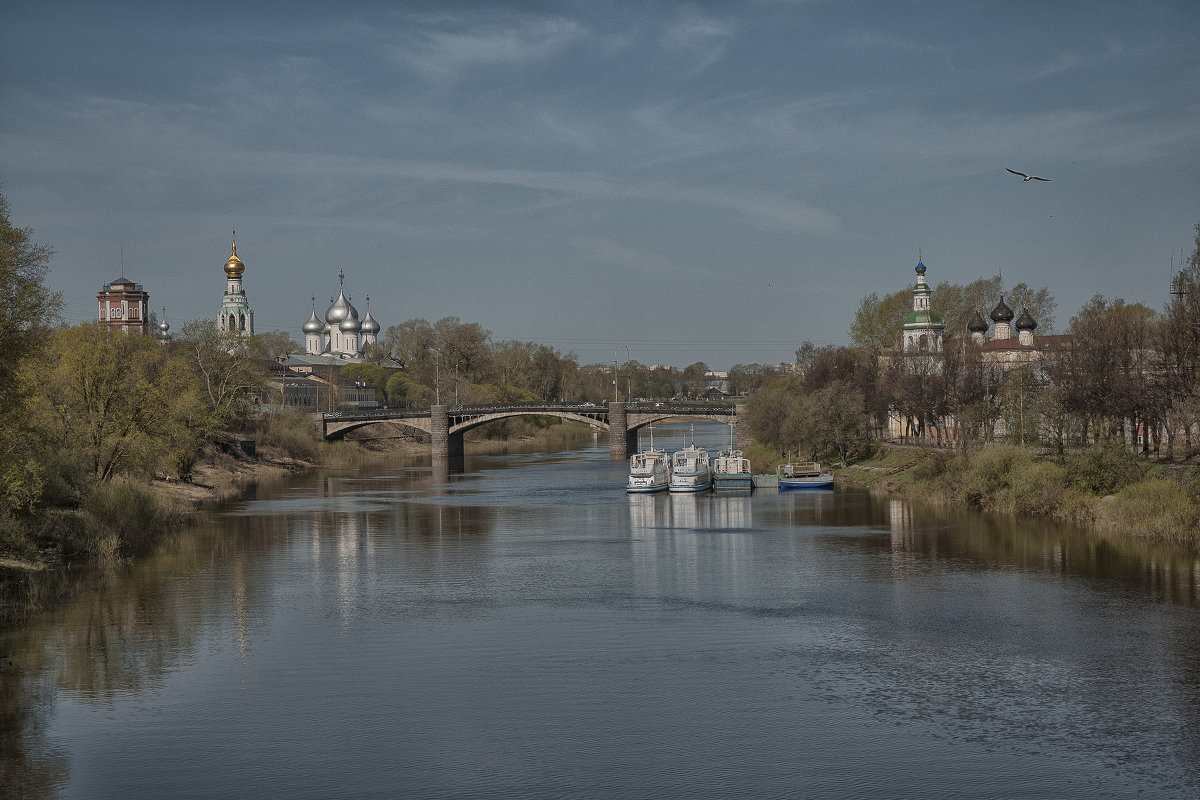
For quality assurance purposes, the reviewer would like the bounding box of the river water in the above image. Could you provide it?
[4,424,1200,799]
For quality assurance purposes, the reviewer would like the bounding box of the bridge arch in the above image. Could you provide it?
[448,410,609,436]
[324,416,431,441]
[319,402,740,461]
[625,412,737,431]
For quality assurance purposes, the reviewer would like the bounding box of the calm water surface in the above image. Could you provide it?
[5,424,1200,799]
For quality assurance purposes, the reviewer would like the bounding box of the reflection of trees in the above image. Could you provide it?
[0,663,68,799]
[874,499,1200,606]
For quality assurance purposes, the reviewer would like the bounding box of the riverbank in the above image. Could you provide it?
[835,442,1200,547]
[1,418,599,585]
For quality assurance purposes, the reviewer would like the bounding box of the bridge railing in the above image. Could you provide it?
[322,400,739,422]
[322,402,613,421]
[626,402,738,413]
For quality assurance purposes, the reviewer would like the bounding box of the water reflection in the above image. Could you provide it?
[3,440,1200,798]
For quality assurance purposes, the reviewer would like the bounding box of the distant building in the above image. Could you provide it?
[98,276,150,335]
[217,232,255,336]
[884,255,1072,442]
[267,355,379,411]
[901,258,945,353]
[302,270,380,360]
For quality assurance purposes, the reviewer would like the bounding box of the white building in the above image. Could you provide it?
[302,270,380,359]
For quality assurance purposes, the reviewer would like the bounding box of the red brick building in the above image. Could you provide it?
[98,277,150,334]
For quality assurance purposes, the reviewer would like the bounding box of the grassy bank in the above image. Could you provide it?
[838,441,1200,547]
[1,411,598,578]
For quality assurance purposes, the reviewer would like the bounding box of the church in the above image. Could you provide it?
[218,233,254,335]
[301,270,381,360]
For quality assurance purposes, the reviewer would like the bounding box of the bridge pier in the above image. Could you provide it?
[430,405,464,463]
[607,402,637,460]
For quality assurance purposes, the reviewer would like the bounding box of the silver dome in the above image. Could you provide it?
[303,306,324,334]
[325,289,350,325]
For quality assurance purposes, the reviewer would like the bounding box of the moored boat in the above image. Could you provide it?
[669,426,713,493]
[627,426,671,493]
[778,461,834,490]
[712,423,753,492]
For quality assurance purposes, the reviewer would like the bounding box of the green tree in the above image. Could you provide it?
[851,274,1056,351]
[728,363,773,395]
[434,317,492,383]
[0,192,64,528]
[0,191,62,400]
[253,329,302,358]
[173,319,268,434]
[932,275,1057,339]
[21,324,200,480]
[849,289,911,351]
[745,375,805,453]
[811,381,870,466]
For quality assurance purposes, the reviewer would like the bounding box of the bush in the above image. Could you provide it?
[1106,479,1200,543]
[911,450,952,483]
[80,480,186,559]
[998,459,1068,516]
[0,514,39,561]
[957,444,1026,508]
[1067,438,1144,496]
[254,408,323,462]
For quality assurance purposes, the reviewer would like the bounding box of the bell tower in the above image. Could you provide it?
[217,231,255,335]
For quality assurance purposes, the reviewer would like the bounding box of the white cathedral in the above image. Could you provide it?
[302,269,380,359]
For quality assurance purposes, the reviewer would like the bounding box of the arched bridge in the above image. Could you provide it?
[321,401,740,460]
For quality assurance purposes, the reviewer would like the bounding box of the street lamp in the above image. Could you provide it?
[613,347,618,403]
[455,362,459,406]
[624,345,630,401]
[434,351,440,405]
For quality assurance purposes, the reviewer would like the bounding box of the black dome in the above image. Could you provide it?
[990,296,1015,322]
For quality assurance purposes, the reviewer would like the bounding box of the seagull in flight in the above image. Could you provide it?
[1006,168,1051,182]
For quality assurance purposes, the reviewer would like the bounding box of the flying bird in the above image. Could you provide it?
[1006,168,1051,182]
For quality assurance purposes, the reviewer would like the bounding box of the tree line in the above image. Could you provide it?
[745,227,1200,465]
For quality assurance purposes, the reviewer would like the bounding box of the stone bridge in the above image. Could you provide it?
[321,401,740,461]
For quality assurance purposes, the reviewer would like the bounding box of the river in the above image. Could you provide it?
[3,424,1200,799]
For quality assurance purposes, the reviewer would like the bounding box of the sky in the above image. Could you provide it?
[3,0,1199,370]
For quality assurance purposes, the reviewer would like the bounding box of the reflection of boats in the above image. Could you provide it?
[669,426,713,493]
[778,461,834,490]
[712,423,753,492]
[627,426,671,493]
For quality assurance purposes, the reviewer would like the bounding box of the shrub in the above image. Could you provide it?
[81,480,187,558]
[1067,438,1144,496]
[1106,479,1200,543]
[1056,487,1099,525]
[911,450,952,483]
[998,459,1068,516]
[957,444,1026,508]
[254,408,323,462]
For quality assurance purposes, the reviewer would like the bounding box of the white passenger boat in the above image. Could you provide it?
[778,461,834,490]
[669,426,712,493]
[626,426,671,493]
[712,423,753,492]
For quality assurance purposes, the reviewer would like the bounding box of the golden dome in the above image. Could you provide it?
[223,231,245,278]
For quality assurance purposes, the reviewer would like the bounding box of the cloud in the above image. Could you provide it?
[392,13,586,80]
[660,11,735,73]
